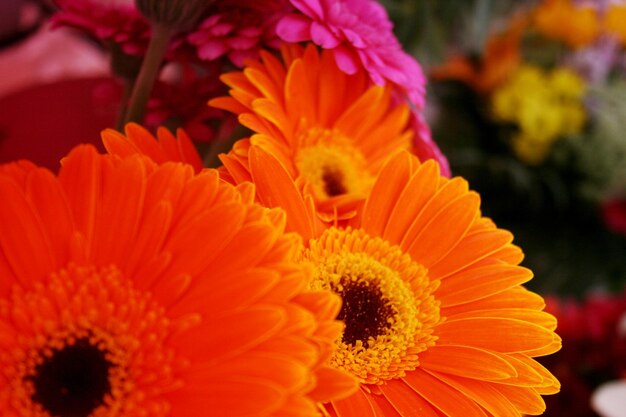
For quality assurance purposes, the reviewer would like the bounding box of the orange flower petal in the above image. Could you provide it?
[435,317,556,353]
[378,379,442,417]
[419,344,517,380]
[437,264,534,308]
[332,388,376,417]
[402,368,488,417]
[432,373,521,417]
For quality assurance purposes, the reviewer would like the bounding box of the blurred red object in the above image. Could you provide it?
[541,292,626,417]
[0,76,120,171]
[602,198,626,236]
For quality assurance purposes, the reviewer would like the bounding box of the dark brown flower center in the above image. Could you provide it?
[322,167,347,197]
[29,338,113,417]
[334,280,395,347]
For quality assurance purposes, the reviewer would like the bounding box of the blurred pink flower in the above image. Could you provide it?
[187,0,292,67]
[54,0,294,67]
[52,0,151,55]
[276,0,426,108]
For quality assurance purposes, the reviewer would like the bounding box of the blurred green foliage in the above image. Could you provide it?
[380,0,534,67]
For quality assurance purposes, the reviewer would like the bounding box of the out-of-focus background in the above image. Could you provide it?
[380,3,626,415]
[1,1,625,416]
[0,0,113,168]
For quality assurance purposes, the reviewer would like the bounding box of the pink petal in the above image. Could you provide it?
[227,36,258,50]
[276,14,312,43]
[209,22,234,37]
[310,21,340,48]
[332,44,360,74]
[290,0,325,20]
[342,28,366,48]
[229,50,261,68]
[197,40,229,61]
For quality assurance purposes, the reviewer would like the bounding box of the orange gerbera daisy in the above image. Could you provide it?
[258,150,561,416]
[101,122,204,173]
[0,145,356,417]
[210,43,414,223]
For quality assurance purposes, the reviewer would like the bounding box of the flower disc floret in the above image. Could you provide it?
[0,264,178,417]
[305,227,440,385]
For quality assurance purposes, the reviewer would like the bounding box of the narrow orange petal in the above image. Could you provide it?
[378,379,442,417]
[164,202,246,277]
[361,152,415,236]
[255,336,317,368]
[193,352,310,393]
[25,168,73,267]
[208,96,249,114]
[431,372,521,417]
[306,366,357,402]
[492,384,546,415]
[399,176,470,250]
[437,265,533,308]
[364,392,403,417]
[447,308,557,331]
[402,368,488,417]
[405,192,480,268]
[332,388,376,417]
[441,287,546,318]
[435,317,556,353]
[0,175,56,285]
[419,344,517,380]
[382,160,440,244]
[272,396,319,417]
[334,87,387,136]
[428,228,514,280]
[252,98,291,134]
[507,353,560,393]
[245,67,283,106]
[259,49,287,87]
[91,155,147,268]
[168,380,285,417]
[248,146,316,240]
[285,58,317,127]
[58,145,102,256]
[172,306,286,362]
[169,269,279,317]
[206,222,280,277]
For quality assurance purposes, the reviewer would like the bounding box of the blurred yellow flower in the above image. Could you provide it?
[492,65,587,164]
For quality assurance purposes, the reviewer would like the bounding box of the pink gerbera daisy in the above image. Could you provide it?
[187,0,293,67]
[276,0,426,108]
[52,0,151,56]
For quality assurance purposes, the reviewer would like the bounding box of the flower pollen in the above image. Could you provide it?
[1,264,181,417]
[306,228,440,385]
[295,129,373,201]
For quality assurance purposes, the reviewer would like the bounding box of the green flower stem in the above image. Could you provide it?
[122,24,174,125]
